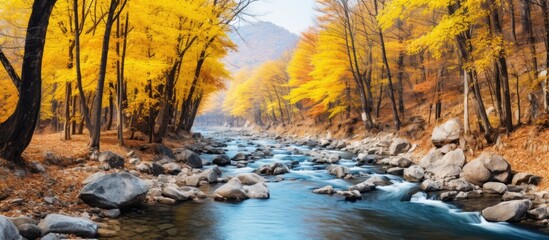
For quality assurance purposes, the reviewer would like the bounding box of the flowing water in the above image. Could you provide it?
[114,128,549,240]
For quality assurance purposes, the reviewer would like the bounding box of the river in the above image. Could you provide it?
[113,128,549,240]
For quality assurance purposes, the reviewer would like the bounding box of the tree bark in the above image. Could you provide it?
[0,0,57,162]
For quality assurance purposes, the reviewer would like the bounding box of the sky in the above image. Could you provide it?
[249,0,316,34]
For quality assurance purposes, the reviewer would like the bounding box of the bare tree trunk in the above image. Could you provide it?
[64,82,72,140]
[0,0,57,162]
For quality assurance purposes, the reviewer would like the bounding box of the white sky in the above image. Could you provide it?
[249,0,316,34]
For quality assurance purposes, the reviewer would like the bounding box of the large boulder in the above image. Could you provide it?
[79,172,149,209]
[98,151,124,169]
[419,148,443,170]
[420,179,442,191]
[213,178,248,201]
[424,148,465,180]
[17,223,41,240]
[431,118,462,147]
[481,200,532,222]
[326,165,350,179]
[199,166,223,183]
[212,154,231,166]
[38,214,97,238]
[162,187,190,201]
[162,162,182,175]
[0,215,20,240]
[236,173,266,186]
[349,182,376,193]
[403,165,424,182]
[389,138,411,155]
[447,179,473,192]
[175,150,203,168]
[363,175,392,186]
[462,153,511,186]
[243,182,270,199]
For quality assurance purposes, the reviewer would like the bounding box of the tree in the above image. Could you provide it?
[0,0,57,162]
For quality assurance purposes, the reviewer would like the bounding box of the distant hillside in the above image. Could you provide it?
[225,21,299,71]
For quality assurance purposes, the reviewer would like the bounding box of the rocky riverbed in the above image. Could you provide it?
[1,118,549,239]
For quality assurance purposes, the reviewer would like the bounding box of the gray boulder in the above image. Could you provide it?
[212,154,231,166]
[419,148,443,170]
[232,153,247,161]
[482,200,532,222]
[403,165,424,182]
[98,151,124,169]
[17,223,41,240]
[0,216,20,240]
[447,179,473,192]
[502,192,524,201]
[79,172,149,209]
[337,190,362,201]
[462,153,511,186]
[213,178,248,201]
[483,182,507,194]
[431,118,462,147]
[389,138,411,155]
[162,162,182,175]
[243,182,270,199]
[313,185,335,195]
[326,165,350,179]
[200,166,223,183]
[527,206,549,220]
[236,173,266,185]
[364,175,392,186]
[256,162,290,175]
[396,158,413,168]
[162,187,190,201]
[425,148,465,180]
[349,182,376,193]
[440,191,458,202]
[38,214,97,238]
[420,179,442,192]
[175,150,203,168]
[512,173,542,186]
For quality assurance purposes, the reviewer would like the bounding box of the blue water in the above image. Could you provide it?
[116,127,549,240]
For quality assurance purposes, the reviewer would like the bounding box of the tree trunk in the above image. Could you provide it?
[90,0,122,150]
[64,82,72,140]
[541,0,549,113]
[0,0,57,162]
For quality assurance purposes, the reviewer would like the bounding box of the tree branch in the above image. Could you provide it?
[0,49,21,92]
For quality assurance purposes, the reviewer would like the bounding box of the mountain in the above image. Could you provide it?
[224,21,299,72]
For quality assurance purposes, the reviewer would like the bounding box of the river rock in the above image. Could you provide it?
[41,233,60,240]
[313,185,335,195]
[502,192,524,201]
[98,151,125,169]
[232,152,247,161]
[349,182,376,193]
[338,190,362,201]
[364,175,392,186]
[431,118,462,147]
[162,162,182,175]
[512,173,542,186]
[17,223,41,240]
[39,214,97,238]
[200,166,222,183]
[527,206,549,220]
[403,165,424,182]
[236,173,266,185]
[420,179,442,192]
[326,165,350,179]
[0,215,21,240]
[243,182,270,199]
[483,182,507,194]
[162,187,189,201]
[214,178,248,201]
[447,179,473,192]
[462,153,511,186]
[440,191,458,202]
[395,158,413,168]
[356,154,382,165]
[481,200,532,222]
[419,148,443,170]
[175,150,203,168]
[213,154,231,166]
[136,163,151,174]
[387,167,404,176]
[149,143,175,159]
[256,162,290,175]
[79,172,149,209]
[389,138,411,155]
[425,148,465,180]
